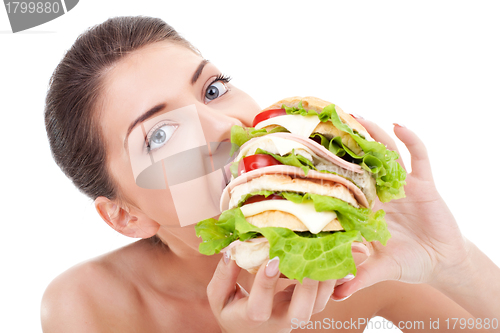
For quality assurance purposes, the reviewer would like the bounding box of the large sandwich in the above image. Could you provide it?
[195,96,406,282]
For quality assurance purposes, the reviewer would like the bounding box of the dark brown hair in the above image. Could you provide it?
[44,16,200,243]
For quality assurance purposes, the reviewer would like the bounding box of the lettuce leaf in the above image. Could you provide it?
[196,190,391,282]
[280,192,390,245]
[310,133,347,158]
[235,189,276,207]
[195,208,259,255]
[320,105,406,202]
[254,148,315,176]
[229,161,239,178]
[282,100,318,116]
[283,103,406,202]
[195,209,239,256]
[235,215,362,282]
[196,207,362,282]
[233,190,390,245]
[230,125,288,155]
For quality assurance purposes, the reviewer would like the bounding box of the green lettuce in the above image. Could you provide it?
[229,102,405,202]
[195,208,258,255]
[254,148,315,176]
[283,103,406,202]
[196,207,361,282]
[229,161,239,178]
[236,217,362,282]
[235,189,275,207]
[195,191,390,282]
[280,192,390,245]
[230,125,288,155]
[310,133,347,158]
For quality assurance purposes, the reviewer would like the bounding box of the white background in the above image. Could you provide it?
[1,1,500,332]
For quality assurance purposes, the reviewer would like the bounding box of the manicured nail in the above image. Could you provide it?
[223,251,230,265]
[338,274,355,283]
[331,293,352,302]
[393,122,406,128]
[350,113,364,120]
[265,257,280,277]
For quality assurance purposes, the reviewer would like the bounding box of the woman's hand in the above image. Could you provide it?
[207,255,340,333]
[332,120,470,300]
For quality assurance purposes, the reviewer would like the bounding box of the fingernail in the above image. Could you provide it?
[393,122,406,128]
[331,294,352,302]
[350,113,364,120]
[265,257,280,277]
[223,251,230,265]
[338,274,355,284]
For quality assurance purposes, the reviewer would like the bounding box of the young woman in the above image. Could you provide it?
[41,16,500,332]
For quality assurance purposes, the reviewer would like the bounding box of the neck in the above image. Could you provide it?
[145,225,227,299]
[135,225,256,300]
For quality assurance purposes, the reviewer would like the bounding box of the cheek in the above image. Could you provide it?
[111,153,181,226]
[133,188,180,226]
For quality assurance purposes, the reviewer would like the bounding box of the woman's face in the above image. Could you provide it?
[99,42,261,231]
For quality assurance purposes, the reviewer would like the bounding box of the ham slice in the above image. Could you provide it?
[220,165,370,210]
[238,132,363,174]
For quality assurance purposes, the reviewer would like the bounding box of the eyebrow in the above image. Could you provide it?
[191,59,209,85]
[123,59,209,149]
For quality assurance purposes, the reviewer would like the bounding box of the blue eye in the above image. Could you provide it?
[146,124,177,152]
[205,81,228,101]
[204,74,231,103]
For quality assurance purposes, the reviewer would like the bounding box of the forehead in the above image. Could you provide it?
[99,42,203,143]
[102,42,202,110]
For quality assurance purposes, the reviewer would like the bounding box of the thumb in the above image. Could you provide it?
[206,253,242,314]
[331,254,400,300]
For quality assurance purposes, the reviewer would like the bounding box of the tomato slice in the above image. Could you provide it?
[243,194,285,205]
[238,154,282,176]
[252,108,287,127]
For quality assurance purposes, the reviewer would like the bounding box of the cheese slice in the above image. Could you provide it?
[236,136,314,162]
[255,113,375,143]
[255,114,321,137]
[240,200,337,234]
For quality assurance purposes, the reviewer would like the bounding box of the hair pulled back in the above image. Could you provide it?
[45,16,200,202]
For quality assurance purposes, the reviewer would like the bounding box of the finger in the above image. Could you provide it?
[287,278,319,322]
[206,254,242,315]
[331,255,400,301]
[269,283,296,321]
[356,118,406,170]
[273,283,296,306]
[223,282,250,313]
[393,124,433,181]
[335,274,355,287]
[246,257,281,323]
[229,282,250,304]
[356,118,401,153]
[312,279,336,314]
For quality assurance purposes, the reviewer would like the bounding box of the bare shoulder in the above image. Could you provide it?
[41,244,145,333]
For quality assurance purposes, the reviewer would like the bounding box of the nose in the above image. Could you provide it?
[197,105,243,145]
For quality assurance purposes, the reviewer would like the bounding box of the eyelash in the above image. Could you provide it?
[209,73,232,87]
[144,74,232,152]
[205,73,232,102]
